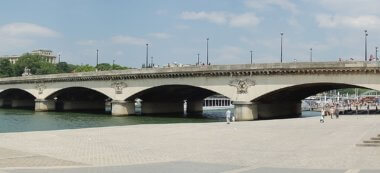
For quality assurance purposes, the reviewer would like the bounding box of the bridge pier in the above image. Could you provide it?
[35,99,56,112]
[254,101,302,119]
[234,101,257,121]
[111,100,135,116]
[187,100,203,114]
[141,101,184,114]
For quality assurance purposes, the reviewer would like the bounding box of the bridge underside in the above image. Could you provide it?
[115,85,217,116]
[37,87,109,113]
[249,83,365,120]
[0,89,35,109]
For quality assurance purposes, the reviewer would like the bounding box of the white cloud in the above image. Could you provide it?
[316,14,380,29]
[180,11,260,28]
[0,23,60,38]
[244,0,298,14]
[181,11,227,24]
[110,35,148,46]
[149,32,172,39]
[229,13,260,28]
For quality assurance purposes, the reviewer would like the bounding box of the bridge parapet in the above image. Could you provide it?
[0,61,379,84]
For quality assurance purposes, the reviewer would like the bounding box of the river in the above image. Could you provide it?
[0,108,320,133]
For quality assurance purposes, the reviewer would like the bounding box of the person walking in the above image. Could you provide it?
[320,108,325,123]
[225,109,231,124]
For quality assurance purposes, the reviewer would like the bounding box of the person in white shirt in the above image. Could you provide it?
[225,109,231,124]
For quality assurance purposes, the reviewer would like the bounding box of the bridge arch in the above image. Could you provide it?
[44,87,110,112]
[0,88,36,109]
[250,82,373,119]
[123,84,229,115]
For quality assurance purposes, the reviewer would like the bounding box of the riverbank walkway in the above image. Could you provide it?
[0,115,379,172]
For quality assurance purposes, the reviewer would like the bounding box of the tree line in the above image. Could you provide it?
[0,53,130,78]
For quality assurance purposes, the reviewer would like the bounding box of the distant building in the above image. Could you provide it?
[0,49,57,64]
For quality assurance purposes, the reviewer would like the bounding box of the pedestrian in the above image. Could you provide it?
[225,109,231,124]
[367,104,370,114]
[320,108,325,123]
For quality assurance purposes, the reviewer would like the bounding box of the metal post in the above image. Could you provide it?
[112,59,115,67]
[146,44,149,68]
[96,49,99,67]
[365,30,368,61]
[58,54,61,63]
[376,46,378,61]
[310,48,313,62]
[150,56,153,67]
[280,32,283,63]
[250,50,253,64]
[197,53,200,65]
[206,38,209,65]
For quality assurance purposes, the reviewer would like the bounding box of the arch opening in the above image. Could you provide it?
[251,83,371,120]
[125,85,229,116]
[45,87,110,113]
[0,88,36,109]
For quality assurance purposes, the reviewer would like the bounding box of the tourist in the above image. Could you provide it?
[225,109,231,124]
[320,108,325,123]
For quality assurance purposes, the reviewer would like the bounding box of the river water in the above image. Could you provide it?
[0,108,319,133]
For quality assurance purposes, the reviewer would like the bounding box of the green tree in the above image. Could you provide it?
[13,53,57,76]
[0,59,13,77]
[74,64,96,72]
[56,62,76,73]
[112,64,130,70]
[96,63,112,71]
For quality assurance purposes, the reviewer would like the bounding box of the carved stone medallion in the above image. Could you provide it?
[229,78,255,94]
[111,81,127,94]
[35,83,46,95]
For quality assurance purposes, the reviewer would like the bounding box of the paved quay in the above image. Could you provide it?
[0,115,380,172]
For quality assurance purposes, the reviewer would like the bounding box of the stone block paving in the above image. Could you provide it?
[0,147,83,168]
[0,115,380,172]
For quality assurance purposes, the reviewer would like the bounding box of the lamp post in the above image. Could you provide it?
[150,56,153,67]
[310,48,313,62]
[365,30,368,61]
[146,44,149,68]
[250,50,253,64]
[197,53,200,65]
[58,54,61,63]
[376,46,378,61]
[96,49,99,67]
[280,32,284,63]
[206,38,209,65]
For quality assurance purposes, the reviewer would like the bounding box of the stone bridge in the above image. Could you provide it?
[1,61,380,121]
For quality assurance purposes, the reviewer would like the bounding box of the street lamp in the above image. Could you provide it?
[280,32,284,63]
[250,50,253,64]
[206,38,209,65]
[197,53,200,65]
[310,48,313,62]
[96,49,99,67]
[365,30,368,61]
[376,47,379,61]
[146,44,149,68]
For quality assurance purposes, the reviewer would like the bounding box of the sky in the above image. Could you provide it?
[0,0,380,67]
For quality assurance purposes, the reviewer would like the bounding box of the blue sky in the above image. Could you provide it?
[0,0,380,67]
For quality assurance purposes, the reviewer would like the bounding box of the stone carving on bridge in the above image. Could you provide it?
[111,81,127,94]
[229,78,255,94]
[35,83,46,95]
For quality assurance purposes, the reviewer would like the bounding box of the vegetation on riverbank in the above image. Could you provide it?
[0,53,131,77]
